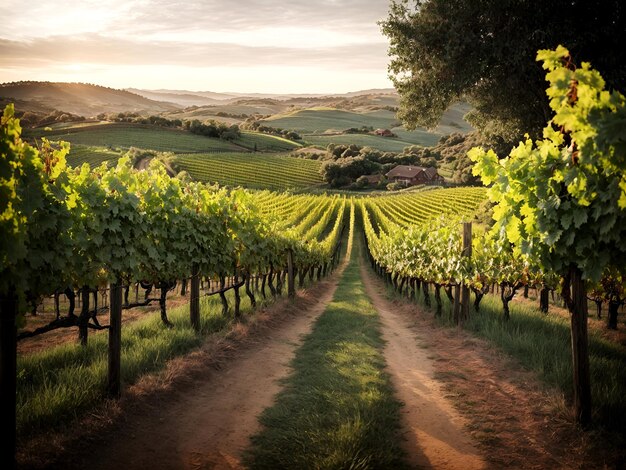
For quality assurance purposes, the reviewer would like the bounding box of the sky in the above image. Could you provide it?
[0,0,395,93]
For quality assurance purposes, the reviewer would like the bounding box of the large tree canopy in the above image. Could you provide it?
[381,0,626,144]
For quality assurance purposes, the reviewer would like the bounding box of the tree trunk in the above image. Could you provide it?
[422,281,430,307]
[501,296,511,321]
[54,292,60,319]
[607,301,619,330]
[444,285,454,303]
[540,286,550,313]
[461,284,470,322]
[434,284,442,317]
[261,273,267,299]
[78,286,90,346]
[287,250,295,298]
[407,278,414,300]
[460,222,472,322]
[471,287,484,312]
[190,265,200,332]
[108,281,122,398]
[159,282,173,327]
[563,265,591,426]
[0,294,17,470]
[245,273,256,308]
[453,284,461,324]
[276,269,283,296]
[66,287,75,317]
[298,266,309,288]
[594,300,602,319]
[233,273,241,320]
[219,277,229,314]
[180,278,188,296]
[267,269,277,298]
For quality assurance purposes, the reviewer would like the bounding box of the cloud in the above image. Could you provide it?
[0,34,389,71]
[2,0,390,38]
[0,0,393,91]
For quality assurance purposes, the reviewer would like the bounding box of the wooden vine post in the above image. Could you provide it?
[460,222,472,322]
[287,249,295,298]
[108,281,123,398]
[0,294,17,470]
[190,265,200,332]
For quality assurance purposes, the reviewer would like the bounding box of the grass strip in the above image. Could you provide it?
[245,238,407,469]
[385,280,626,432]
[17,290,255,438]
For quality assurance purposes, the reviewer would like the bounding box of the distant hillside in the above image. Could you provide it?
[130,87,399,107]
[125,89,227,107]
[0,82,181,117]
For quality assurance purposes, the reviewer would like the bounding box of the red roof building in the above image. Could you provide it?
[385,165,444,186]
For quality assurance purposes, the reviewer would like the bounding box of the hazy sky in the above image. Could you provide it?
[0,0,394,93]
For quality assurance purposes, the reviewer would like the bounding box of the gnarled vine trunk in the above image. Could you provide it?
[218,277,229,315]
[78,286,91,346]
[159,281,174,327]
[245,273,256,308]
[540,286,550,313]
[434,283,442,317]
[607,301,620,330]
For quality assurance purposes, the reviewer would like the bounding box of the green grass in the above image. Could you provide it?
[304,132,439,153]
[173,152,324,190]
[264,108,400,134]
[16,289,254,437]
[233,131,302,152]
[245,237,407,469]
[30,123,243,153]
[385,278,626,432]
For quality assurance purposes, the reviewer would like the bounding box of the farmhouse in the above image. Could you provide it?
[385,165,444,186]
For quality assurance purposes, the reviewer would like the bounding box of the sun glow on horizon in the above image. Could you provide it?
[0,0,393,92]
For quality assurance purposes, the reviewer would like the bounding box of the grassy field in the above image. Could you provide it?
[173,152,324,190]
[264,108,400,133]
[30,123,243,153]
[233,131,302,152]
[245,236,407,469]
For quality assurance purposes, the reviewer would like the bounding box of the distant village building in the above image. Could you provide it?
[385,165,444,186]
[374,128,395,137]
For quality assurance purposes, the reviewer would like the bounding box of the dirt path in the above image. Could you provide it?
[360,259,486,469]
[59,241,353,470]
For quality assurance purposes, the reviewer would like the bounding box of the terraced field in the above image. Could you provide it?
[173,152,323,190]
[65,145,122,168]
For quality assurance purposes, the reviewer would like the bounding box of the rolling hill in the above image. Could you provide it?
[0,82,181,117]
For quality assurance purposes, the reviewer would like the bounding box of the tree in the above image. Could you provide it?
[469,46,626,426]
[381,0,626,145]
